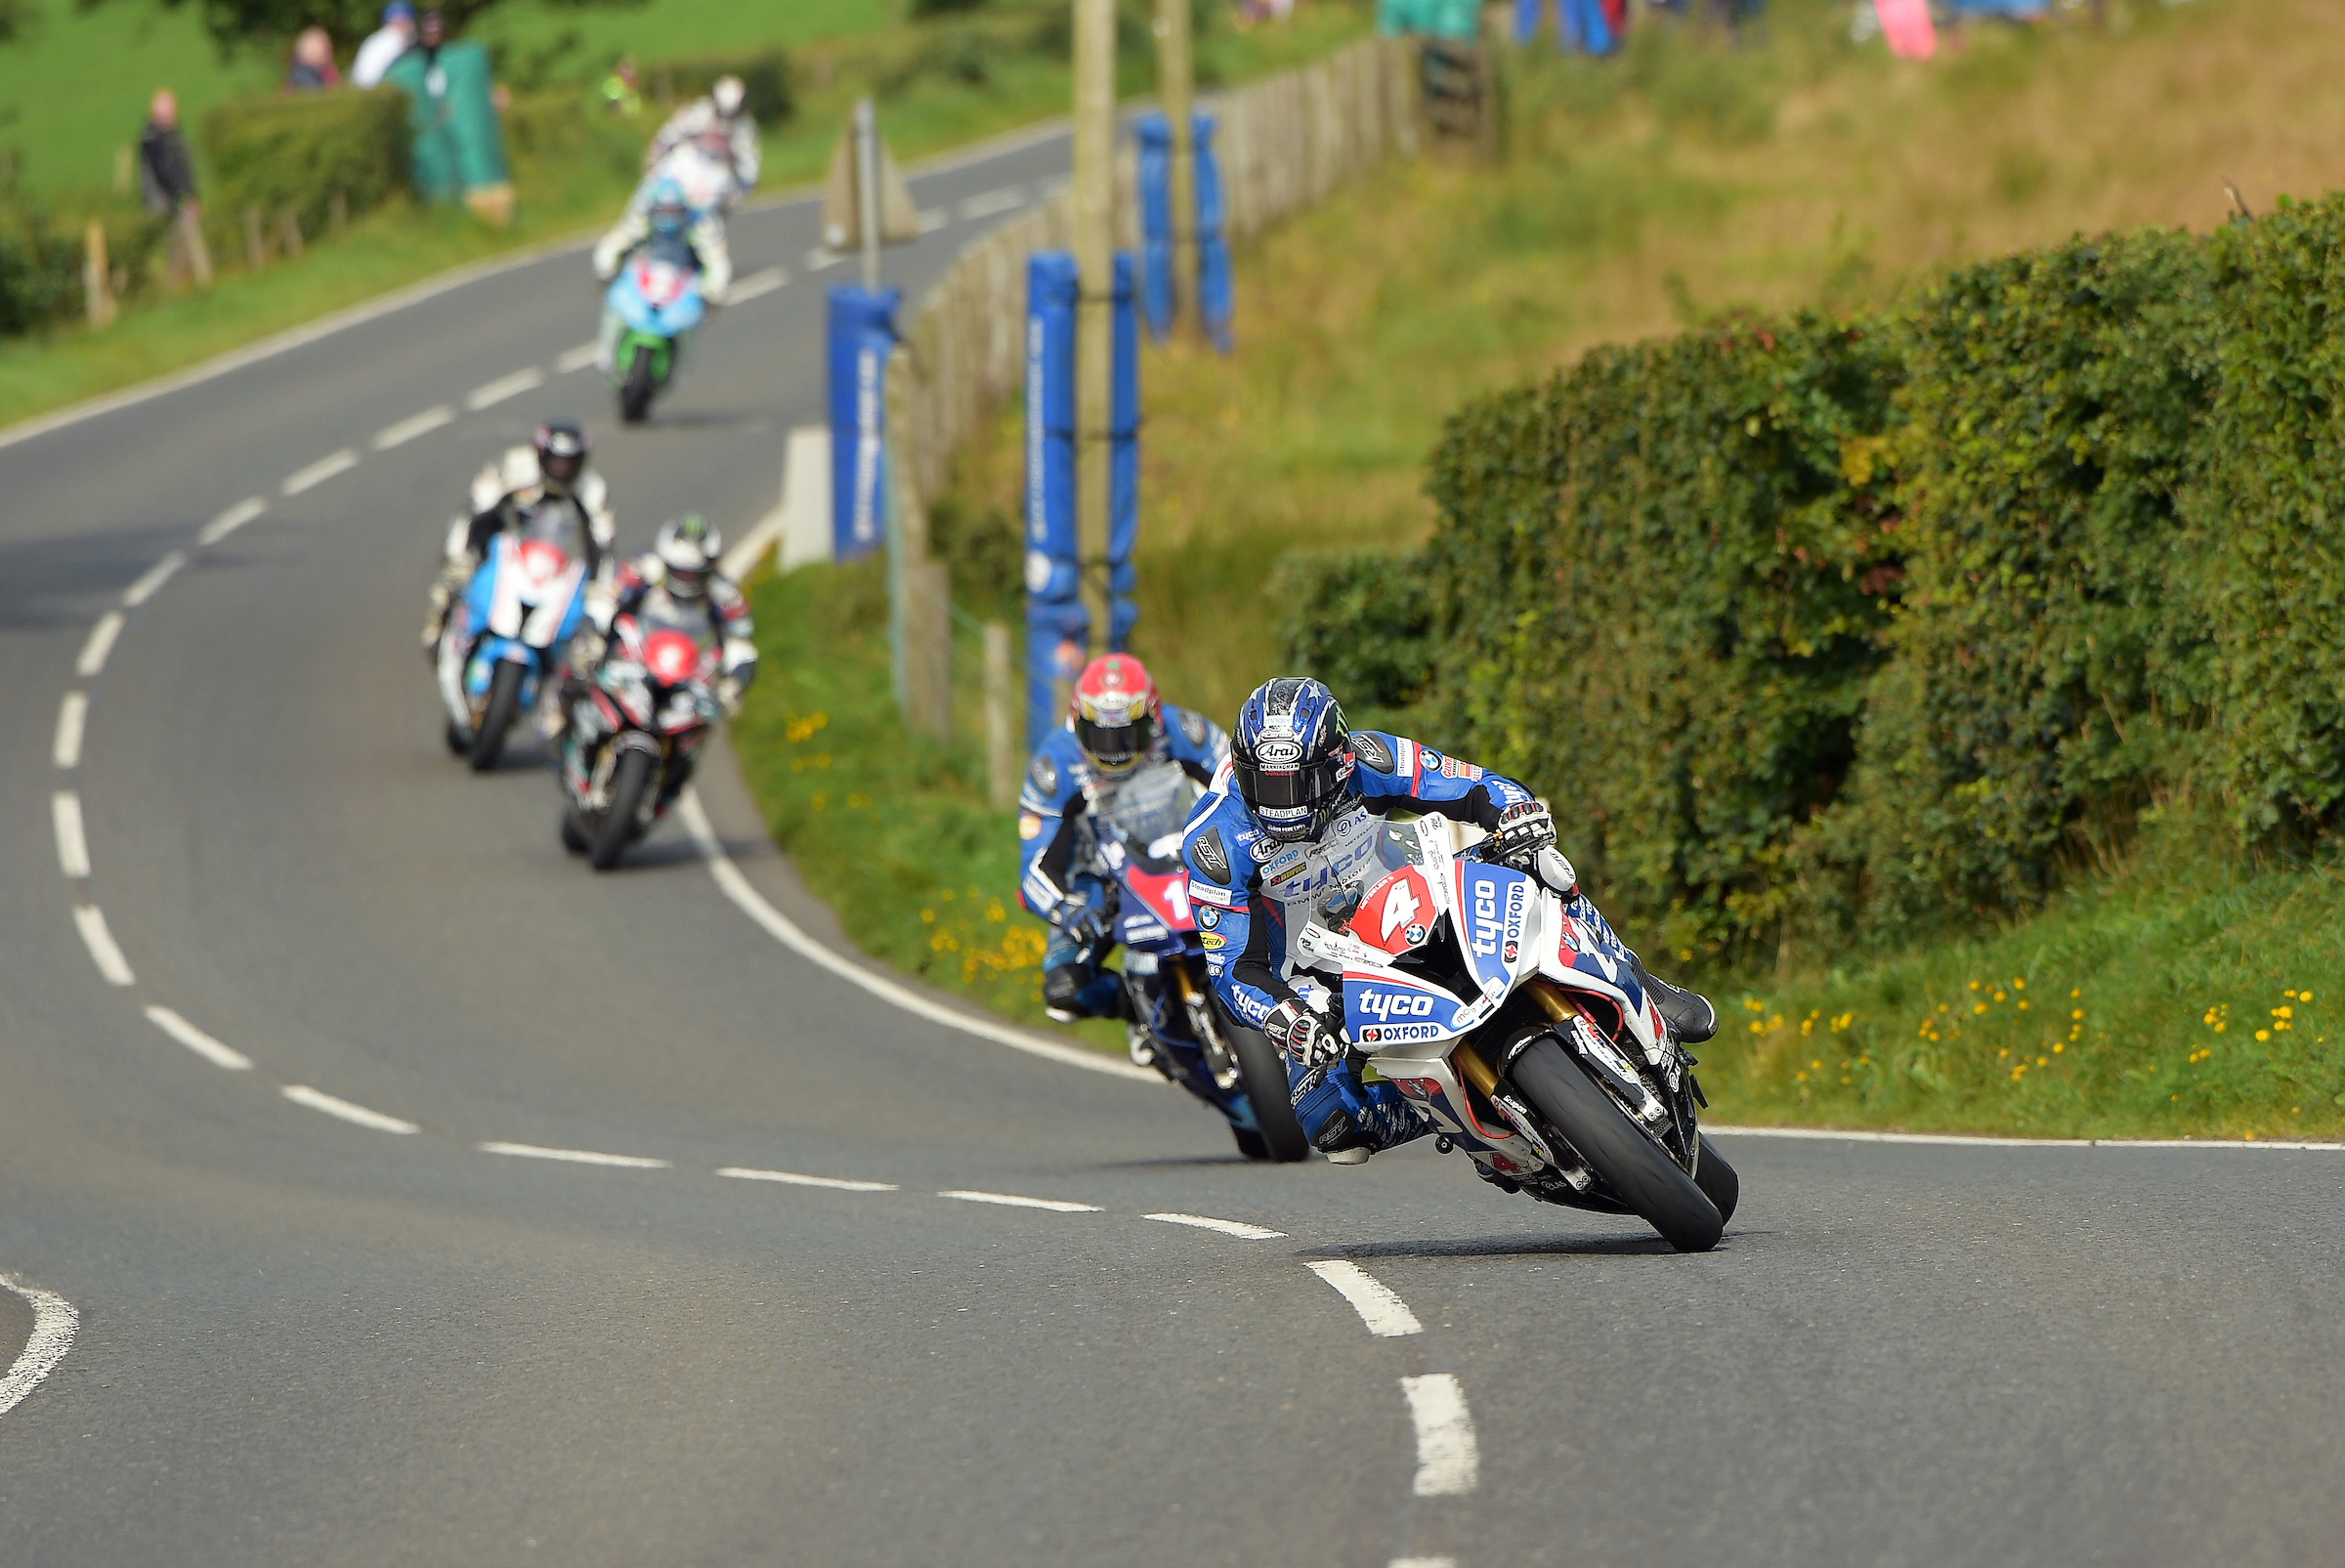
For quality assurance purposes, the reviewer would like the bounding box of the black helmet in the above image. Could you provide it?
[1232,676,1353,842]
[534,422,588,492]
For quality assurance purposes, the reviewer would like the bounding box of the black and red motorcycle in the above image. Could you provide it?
[556,596,720,869]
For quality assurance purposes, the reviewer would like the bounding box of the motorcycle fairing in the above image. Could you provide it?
[1454,862,1539,998]
[608,248,706,337]
[1535,902,1670,1063]
[1348,865,1438,959]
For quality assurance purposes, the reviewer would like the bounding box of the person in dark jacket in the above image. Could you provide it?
[139,90,213,287]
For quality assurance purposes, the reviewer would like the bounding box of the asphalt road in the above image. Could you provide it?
[4,124,2344,1568]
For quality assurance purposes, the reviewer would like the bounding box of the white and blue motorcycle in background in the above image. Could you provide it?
[435,508,588,772]
[1295,818,1739,1251]
[605,234,705,425]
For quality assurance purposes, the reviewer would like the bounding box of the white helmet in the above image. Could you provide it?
[655,513,722,601]
[712,75,746,118]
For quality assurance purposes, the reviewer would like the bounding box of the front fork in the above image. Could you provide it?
[1167,959,1245,1093]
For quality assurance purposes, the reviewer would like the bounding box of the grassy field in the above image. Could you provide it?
[730,0,2345,1133]
[0,1,1370,428]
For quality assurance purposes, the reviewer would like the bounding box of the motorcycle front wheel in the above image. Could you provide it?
[469,660,526,773]
[589,747,655,870]
[1692,1133,1740,1225]
[1226,1020,1309,1164]
[1511,1037,1722,1252]
[618,345,656,424]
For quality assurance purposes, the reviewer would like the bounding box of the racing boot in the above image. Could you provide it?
[1291,1056,1428,1165]
[1043,960,1133,1026]
[1629,955,1718,1044]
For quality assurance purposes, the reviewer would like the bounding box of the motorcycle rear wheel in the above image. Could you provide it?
[1692,1133,1740,1225]
[1511,1037,1722,1252]
[618,345,656,424]
[469,660,526,772]
[1227,1020,1308,1163]
[589,748,655,870]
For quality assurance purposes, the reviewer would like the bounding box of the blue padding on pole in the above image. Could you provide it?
[1024,251,1082,751]
[827,284,901,562]
[1134,114,1174,343]
[1195,114,1233,353]
[1110,250,1140,652]
[1026,599,1089,755]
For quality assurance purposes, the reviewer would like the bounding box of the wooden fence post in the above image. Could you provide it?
[83,222,117,327]
[985,623,1017,811]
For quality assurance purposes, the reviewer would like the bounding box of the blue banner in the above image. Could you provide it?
[826,284,901,562]
[1110,250,1140,652]
[1195,113,1233,354]
[1134,111,1233,354]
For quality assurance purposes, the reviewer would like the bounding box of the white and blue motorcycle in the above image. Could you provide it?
[434,503,589,772]
[605,233,705,424]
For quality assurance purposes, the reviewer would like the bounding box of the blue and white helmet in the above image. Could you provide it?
[1233,676,1353,843]
[645,175,692,234]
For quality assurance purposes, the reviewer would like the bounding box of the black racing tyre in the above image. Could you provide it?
[1227,1020,1309,1164]
[1230,1127,1270,1162]
[1692,1133,1740,1226]
[559,809,590,855]
[589,748,655,870]
[1511,1037,1722,1253]
[618,346,655,424]
[444,716,471,757]
[469,660,526,772]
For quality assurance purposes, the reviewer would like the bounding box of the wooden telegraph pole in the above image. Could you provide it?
[1071,0,1117,660]
[1158,0,1198,337]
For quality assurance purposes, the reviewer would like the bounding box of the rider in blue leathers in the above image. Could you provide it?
[1018,654,1228,1035]
[1181,676,1718,1164]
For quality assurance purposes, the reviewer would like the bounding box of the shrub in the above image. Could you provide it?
[201,87,410,239]
[1269,546,1435,731]
[0,205,80,336]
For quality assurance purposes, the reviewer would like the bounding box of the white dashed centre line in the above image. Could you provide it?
[938,1190,1103,1213]
[464,367,545,410]
[371,404,454,450]
[1400,1375,1480,1496]
[282,1085,419,1134]
[53,692,86,769]
[552,342,601,374]
[804,247,843,272]
[1392,1556,1460,1568]
[1145,1212,1288,1240]
[196,496,267,545]
[52,791,90,879]
[958,187,1025,220]
[145,1005,254,1071]
[1305,1260,1424,1337]
[916,207,950,233]
[480,1141,671,1169]
[728,266,789,303]
[0,1276,77,1420]
[122,551,187,608]
[281,448,359,495]
[718,1166,898,1192]
[75,613,123,677]
[71,906,134,987]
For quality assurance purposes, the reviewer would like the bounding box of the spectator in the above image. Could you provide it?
[138,89,213,288]
[352,1,416,89]
[285,26,343,91]
[600,56,643,117]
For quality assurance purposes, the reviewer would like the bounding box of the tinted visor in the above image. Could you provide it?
[1235,753,1346,814]
[541,452,583,486]
[1077,712,1154,772]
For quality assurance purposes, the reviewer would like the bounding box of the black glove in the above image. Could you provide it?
[1264,999,1343,1067]
[1054,898,1113,950]
[1491,799,1556,868]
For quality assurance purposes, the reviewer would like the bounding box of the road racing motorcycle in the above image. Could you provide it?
[605,233,705,424]
[435,509,588,773]
[1091,784,1307,1163]
[556,593,719,869]
[1293,818,1738,1250]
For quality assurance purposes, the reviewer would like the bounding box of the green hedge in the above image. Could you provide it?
[0,206,81,336]
[202,87,410,238]
[1269,546,1435,729]
[1408,195,2345,959]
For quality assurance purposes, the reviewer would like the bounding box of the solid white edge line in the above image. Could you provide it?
[281,1084,419,1134]
[281,448,359,496]
[53,692,86,769]
[71,906,134,986]
[1391,1558,1460,1568]
[479,1141,671,1169]
[937,1190,1103,1213]
[1400,1375,1480,1497]
[121,551,187,609]
[52,790,90,879]
[464,367,545,410]
[552,342,601,373]
[143,1005,254,1071]
[195,495,267,545]
[1705,1124,2345,1152]
[675,789,1155,1081]
[76,612,124,678]
[717,1166,898,1192]
[1145,1212,1288,1240]
[370,404,454,450]
[728,266,789,303]
[1305,1259,1423,1337]
[0,1276,78,1420]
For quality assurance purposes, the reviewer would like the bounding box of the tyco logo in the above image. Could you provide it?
[1356,989,1437,1021]
[1469,873,1502,958]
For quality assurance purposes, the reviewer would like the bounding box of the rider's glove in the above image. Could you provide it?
[1053,898,1112,950]
[714,675,744,717]
[1491,799,1557,869]
[1265,999,1343,1067]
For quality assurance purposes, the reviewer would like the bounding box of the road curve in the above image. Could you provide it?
[3,128,2344,1568]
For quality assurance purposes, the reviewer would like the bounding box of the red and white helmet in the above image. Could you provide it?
[1069,653,1161,778]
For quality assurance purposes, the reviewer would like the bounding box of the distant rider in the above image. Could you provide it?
[592,176,732,372]
[576,514,758,720]
[1180,676,1718,1164]
[1018,654,1228,1042]
[421,421,615,656]
[642,74,760,210]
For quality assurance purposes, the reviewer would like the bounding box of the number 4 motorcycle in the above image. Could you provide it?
[1297,819,1739,1251]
